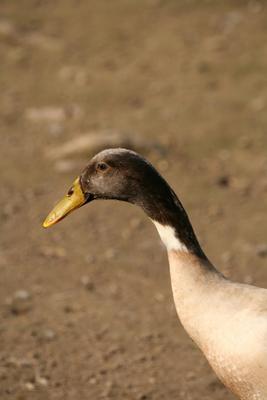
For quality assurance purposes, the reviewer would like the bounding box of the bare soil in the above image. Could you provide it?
[1,1,267,399]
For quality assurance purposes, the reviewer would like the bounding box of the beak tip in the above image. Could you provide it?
[42,219,50,228]
[42,177,85,230]
[42,214,57,228]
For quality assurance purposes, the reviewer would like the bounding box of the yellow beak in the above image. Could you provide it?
[43,177,86,228]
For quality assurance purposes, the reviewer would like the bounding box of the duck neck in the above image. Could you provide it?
[134,169,223,344]
[149,196,224,341]
[138,182,208,260]
[151,212,206,260]
[147,189,221,270]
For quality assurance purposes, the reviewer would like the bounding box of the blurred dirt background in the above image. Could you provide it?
[1,1,267,399]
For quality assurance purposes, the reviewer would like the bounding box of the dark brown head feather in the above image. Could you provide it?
[80,148,205,258]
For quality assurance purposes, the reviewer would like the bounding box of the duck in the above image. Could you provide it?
[43,148,267,400]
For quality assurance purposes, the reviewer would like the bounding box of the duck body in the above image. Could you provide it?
[168,249,267,399]
[44,148,267,399]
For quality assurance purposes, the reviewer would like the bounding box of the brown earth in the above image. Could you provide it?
[1,1,267,399]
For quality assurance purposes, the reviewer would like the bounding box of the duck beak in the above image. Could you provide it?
[43,177,87,228]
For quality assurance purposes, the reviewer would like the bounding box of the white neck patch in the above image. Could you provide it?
[152,221,188,252]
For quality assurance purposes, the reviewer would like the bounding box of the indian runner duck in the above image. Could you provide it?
[43,148,267,399]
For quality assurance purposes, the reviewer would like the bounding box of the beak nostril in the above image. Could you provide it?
[67,187,74,197]
[43,177,86,228]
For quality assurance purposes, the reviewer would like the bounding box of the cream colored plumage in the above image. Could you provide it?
[154,216,267,399]
[168,249,267,399]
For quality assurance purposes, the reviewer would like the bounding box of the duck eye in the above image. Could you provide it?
[97,162,108,172]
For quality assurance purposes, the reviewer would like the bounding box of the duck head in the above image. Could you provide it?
[43,148,176,228]
[43,147,205,257]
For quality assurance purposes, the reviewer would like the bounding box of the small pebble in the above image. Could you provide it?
[148,376,156,384]
[216,175,230,188]
[186,371,196,381]
[138,394,150,400]
[63,304,74,313]
[256,244,267,258]
[8,290,32,315]
[41,328,56,341]
[89,376,97,385]
[24,382,35,391]
[36,376,48,387]
[80,276,95,291]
